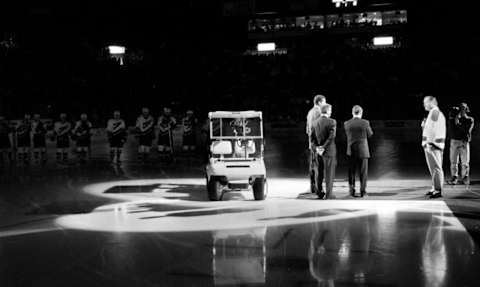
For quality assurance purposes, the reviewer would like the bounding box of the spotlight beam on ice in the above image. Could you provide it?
[0,178,473,237]
[49,178,471,234]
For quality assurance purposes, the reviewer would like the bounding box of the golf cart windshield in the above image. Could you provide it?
[209,111,263,159]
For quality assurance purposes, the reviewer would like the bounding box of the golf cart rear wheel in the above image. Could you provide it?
[252,178,266,200]
[207,178,223,201]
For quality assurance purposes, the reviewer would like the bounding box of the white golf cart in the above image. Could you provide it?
[205,111,267,201]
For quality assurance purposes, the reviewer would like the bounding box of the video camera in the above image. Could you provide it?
[449,106,461,119]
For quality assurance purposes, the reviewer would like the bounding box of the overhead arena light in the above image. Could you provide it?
[332,0,358,8]
[107,45,126,55]
[257,42,276,52]
[373,36,394,46]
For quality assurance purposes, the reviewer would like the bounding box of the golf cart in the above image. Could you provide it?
[205,111,267,201]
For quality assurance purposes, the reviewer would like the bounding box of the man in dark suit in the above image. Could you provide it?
[310,104,337,199]
[344,105,373,197]
[306,95,326,193]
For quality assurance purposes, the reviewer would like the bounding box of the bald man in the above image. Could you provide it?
[422,96,446,198]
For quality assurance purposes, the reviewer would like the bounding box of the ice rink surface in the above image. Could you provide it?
[1,124,480,286]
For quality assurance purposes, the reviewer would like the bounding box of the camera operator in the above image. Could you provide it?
[448,103,474,185]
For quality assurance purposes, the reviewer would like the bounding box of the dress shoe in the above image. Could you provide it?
[429,192,442,199]
[360,192,368,198]
[349,189,356,197]
[448,176,458,185]
[317,191,326,200]
[425,190,434,196]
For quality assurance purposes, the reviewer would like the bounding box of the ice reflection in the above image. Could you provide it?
[308,215,372,287]
[422,211,447,287]
[306,206,478,287]
[308,222,339,286]
[212,227,267,286]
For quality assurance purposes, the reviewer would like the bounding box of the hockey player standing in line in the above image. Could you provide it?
[0,116,13,164]
[31,114,47,164]
[135,107,155,162]
[157,107,176,161]
[106,110,127,164]
[182,110,197,152]
[72,113,93,163]
[16,114,32,164]
[54,113,72,163]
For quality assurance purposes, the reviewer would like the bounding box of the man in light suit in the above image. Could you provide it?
[344,105,373,197]
[422,96,446,198]
[310,104,337,199]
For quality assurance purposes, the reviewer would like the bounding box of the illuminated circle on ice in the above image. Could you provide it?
[54,178,464,233]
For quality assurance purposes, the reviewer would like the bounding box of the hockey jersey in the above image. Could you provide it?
[16,120,31,139]
[32,120,46,136]
[157,115,176,136]
[73,120,92,139]
[107,119,126,137]
[182,116,197,136]
[55,121,72,137]
[136,115,154,136]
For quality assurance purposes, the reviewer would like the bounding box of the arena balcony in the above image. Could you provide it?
[247,9,407,39]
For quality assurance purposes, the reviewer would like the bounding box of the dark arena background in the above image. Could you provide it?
[1,1,480,286]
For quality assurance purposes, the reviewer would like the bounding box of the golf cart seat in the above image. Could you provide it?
[234,140,256,157]
[211,140,233,157]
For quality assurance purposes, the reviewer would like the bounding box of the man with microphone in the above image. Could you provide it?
[422,96,447,199]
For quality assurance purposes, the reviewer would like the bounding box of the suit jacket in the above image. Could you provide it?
[344,117,373,158]
[306,106,322,136]
[310,116,337,157]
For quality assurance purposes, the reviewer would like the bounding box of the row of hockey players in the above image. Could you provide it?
[0,107,198,165]
[135,107,197,162]
[0,112,95,164]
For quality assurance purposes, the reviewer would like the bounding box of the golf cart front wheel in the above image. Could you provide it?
[252,178,267,200]
[207,178,224,201]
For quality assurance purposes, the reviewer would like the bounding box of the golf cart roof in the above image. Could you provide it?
[209,111,262,119]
